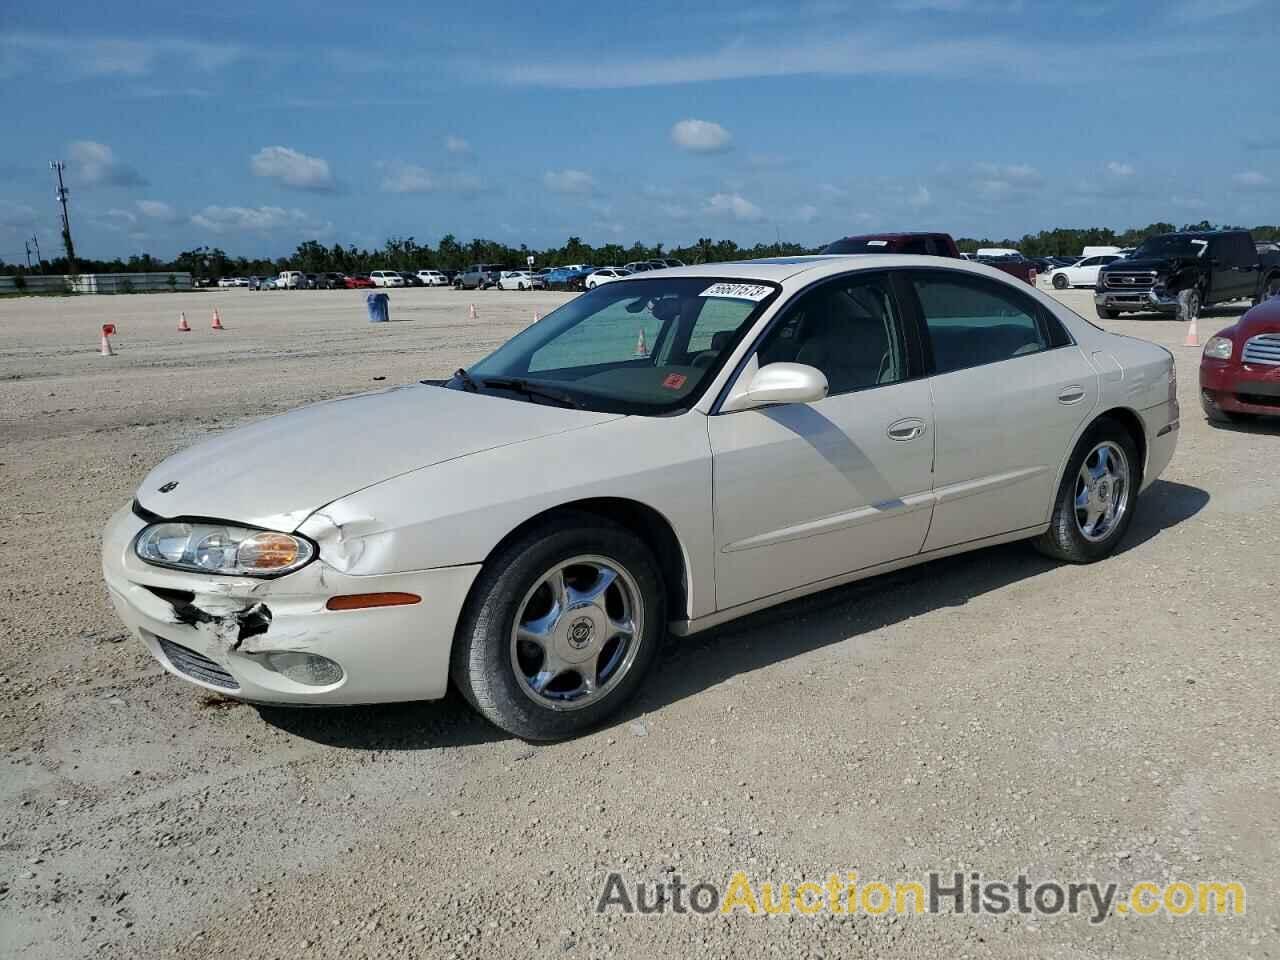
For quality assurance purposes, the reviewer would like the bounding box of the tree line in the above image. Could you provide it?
[4,221,1278,279]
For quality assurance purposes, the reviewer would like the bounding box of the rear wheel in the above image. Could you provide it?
[451,513,665,740]
[1052,273,1069,290]
[1034,418,1140,563]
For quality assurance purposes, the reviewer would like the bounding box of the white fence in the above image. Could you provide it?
[0,272,193,294]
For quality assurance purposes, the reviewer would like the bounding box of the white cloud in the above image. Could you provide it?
[1,32,240,78]
[795,204,819,223]
[1106,161,1135,177]
[544,169,595,194]
[1171,0,1260,21]
[137,200,178,221]
[95,208,138,231]
[818,183,848,199]
[250,146,335,191]
[68,140,147,188]
[670,119,732,154]
[705,192,763,222]
[659,203,689,221]
[190,205,330,234]
[381,164,437,193]
[1232,170,1273,189]
[972,162,1042,196]
[444,135,471,154]
[908,185,932,209]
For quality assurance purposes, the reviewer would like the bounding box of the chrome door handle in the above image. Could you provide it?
[887,418,926,441]
[1057,385,1086,404]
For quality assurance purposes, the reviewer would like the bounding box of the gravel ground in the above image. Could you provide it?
[1,285,1277,959]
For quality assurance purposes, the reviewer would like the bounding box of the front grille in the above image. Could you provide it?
[1242,333,1280,366]
[155,637,239,690]
[1238,393,1280,408]
[1104,272,1156,290]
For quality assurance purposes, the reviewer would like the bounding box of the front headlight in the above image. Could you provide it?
[135,522,315,577]
[1203,336,1233,360]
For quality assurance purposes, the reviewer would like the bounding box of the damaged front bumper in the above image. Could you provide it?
[101,505,480,704]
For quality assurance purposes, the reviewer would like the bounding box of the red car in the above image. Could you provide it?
[343,274,375,289]
[1200,296,1280,423]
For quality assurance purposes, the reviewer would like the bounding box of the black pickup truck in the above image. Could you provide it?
[1095,229,1280,319]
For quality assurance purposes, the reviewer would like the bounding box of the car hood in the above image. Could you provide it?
[135,384,622,531]
[1102,256,1188,274]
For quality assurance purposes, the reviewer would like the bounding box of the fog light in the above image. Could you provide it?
[261,652,344,686]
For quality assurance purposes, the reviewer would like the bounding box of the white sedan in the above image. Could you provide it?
[417,270,449,287]
[498,270,537,290]
[102,256,1178,740]
[1048,254,1124,290]
[585,268,632,289]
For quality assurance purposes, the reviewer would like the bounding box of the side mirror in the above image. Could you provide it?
[723,362,829,412]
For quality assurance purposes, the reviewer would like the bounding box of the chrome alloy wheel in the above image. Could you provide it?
[510,555,643,711]
[1074,441,1130,542]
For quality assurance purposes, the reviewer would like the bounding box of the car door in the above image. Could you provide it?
[1073,256,1102,286]
[903,268,1098,550]
[707,271,935,611]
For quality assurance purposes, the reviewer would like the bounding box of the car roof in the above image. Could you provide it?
[630,254,1041,286]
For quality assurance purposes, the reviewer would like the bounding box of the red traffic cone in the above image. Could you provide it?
[100,323,116,357]
[468,303,478,320]
[211,307,225,330]
[177,311,191,332]
[634,327,649,357]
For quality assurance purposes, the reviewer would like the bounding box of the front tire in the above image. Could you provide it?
[1052,273,1069,290]
[1097,307,1117,320]
[1255,273,1280,306]
[451,513,665,740]
[1034,418,1140,563]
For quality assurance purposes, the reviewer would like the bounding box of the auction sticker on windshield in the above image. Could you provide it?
[700,283,773,301]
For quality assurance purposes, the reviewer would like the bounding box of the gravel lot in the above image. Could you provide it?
[2,284,1277,959]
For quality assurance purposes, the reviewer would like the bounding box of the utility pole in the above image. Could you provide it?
[50,160,77,275]
[31,235,43,272]
[24,240,33,270]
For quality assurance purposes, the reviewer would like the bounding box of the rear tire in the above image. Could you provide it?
[1052,273,1069,290]
[1097,307,1117,320]
[1034,417,1140,564]
[451,513,665,741]
[1256,273,1280,306]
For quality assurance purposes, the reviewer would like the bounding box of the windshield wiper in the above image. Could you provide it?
[453,367,479,392]
[478,377,583,409]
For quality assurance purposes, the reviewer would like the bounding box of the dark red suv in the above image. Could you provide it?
[822,232,961,257]
[1200,296,1280,423]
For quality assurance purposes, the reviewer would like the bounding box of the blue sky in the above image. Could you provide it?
[2,0,1278,262]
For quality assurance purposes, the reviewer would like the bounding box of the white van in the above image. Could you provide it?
[278,270,306,289]
[1081,246,1123,258]
[369,270,406,288]
[976,247,1021,258]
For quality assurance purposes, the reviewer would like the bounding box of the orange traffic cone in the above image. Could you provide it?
[99,323,116,357]
[469,303,478,320]
[634,327,648,357]
[1184,312,1199,348]
[177,311,191,332]
[211,307,225,330]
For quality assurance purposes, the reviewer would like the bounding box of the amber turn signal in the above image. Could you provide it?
[325,592,421,611]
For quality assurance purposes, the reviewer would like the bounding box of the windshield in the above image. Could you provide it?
[1132,235,1211,259]
[460,276,779,415]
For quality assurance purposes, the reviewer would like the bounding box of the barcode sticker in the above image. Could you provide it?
[700,283,773,301]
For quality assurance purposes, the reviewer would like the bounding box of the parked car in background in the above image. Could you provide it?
[1048,254,1125,290]
[622,261,655,273]
[217,277,236,288]
[104,255,1178,739]
[660,258,686,268]
[822,232,962,257]
[498,270,537,290]
[313,272,346,290]
[249,276,274,290]
[417,269,449,286]
[456,264,503,290]
[370,270,406,288]
[302,274,318,289]
[1201,296,1280,424]
[585,268,632,289]
[344,275,375,289]
[278,270,306,289]
[1095,230,1280,319]
[1081,246,1124,258]
[399,272,426,287]
[974,253,1038,286]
